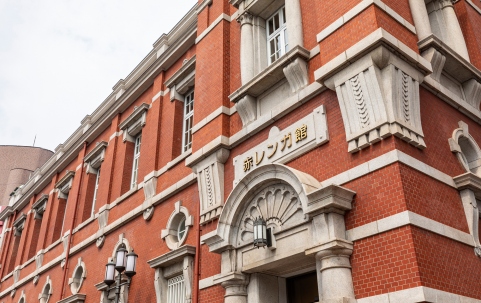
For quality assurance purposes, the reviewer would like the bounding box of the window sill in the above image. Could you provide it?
[229,45,310,103]
[419,35,481,113]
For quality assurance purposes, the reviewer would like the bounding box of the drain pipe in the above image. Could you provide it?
[193,191,202,303]
[60,141,88,299]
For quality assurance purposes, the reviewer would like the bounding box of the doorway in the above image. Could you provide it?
[286,272,319,303]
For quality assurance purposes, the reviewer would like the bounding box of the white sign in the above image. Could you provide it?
[233,105,329,185]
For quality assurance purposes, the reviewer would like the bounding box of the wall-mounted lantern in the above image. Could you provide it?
[253,217,272,248]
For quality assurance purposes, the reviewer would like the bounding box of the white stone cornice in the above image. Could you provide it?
[164,55,196,88]
[3,4,198,217]
[196,0,212,14]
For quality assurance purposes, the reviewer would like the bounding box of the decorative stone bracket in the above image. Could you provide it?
[118,103,150,143]
[32,194,49,220]
[193,148,230,225]
[319,45,429,152]
[84,141,108,174]
[55,170,75,200]
[142,176,158,221]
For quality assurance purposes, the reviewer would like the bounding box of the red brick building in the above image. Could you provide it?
[1,0,481,302]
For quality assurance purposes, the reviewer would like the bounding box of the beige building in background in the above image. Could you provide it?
[0,146,53,207]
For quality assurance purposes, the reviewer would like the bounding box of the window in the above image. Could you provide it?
[182,90,194,152]
[53,171,74,242]
[267,7,288,64]
[161,201,193,250]
[177,217,186,241]
[92,168,101,216]
[131,134,142,189]
[168,275,185,303]
[148,245,195,303]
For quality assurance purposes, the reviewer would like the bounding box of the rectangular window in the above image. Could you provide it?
[167,274,185,303]
[131,134,142,189]
[92,168,101,216]
[267,7,288,64]
[182,90,194,152]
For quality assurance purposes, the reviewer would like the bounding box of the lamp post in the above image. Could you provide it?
[104,248,138,303]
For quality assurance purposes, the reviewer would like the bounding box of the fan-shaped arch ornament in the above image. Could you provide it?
[238,183,306,246]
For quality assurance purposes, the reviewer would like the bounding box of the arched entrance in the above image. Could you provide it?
[204,164,357,303]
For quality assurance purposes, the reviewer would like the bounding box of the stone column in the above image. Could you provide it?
[316,244,356,303]
[285,0,303,48]
[238,12,254,84]
[408,0,432,41]
[440,0,470,61]
[222,279,248,303]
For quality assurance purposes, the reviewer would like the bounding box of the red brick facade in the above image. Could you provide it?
[1,0,481,302]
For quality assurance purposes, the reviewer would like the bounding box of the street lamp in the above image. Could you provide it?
[104,248,138,303]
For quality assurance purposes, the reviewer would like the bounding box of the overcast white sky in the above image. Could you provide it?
[0,0,197,151]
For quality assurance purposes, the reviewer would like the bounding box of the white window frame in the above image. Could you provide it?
[92,168,101,216]
[266,7,288,65]
[182,90,194,152]
[131,134,142,189]
[167,274,185,303]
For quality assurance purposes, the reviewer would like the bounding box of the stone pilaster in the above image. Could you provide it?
[238,12,254,84]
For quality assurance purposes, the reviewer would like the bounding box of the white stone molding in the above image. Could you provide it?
[55,170,75,200]
[317,43,430,152]
[57,294,86,303]
[12,213,26,237]
[118,103,149,143]
[193,148,230,225]
[204,164,357,303]
[161,201,193,250]
[449,121,481,176]
[142,176,158,221]
[38,276,52,303]
[191,105,237,134]
[165,55,196,101]
[32,194,49,220]
[147,245,196,303]
[317,0,417,43]
[112,234,132,255]
[453,173,481,255]
[68,258,87,295]
[83,141,108,174]
[346,210,474,246]
[17,290,25,303]
[357,286,481,303]
[196,13,231,44]
[419,36,481,114]
[13,267,21,284]
[35,251,44,270]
